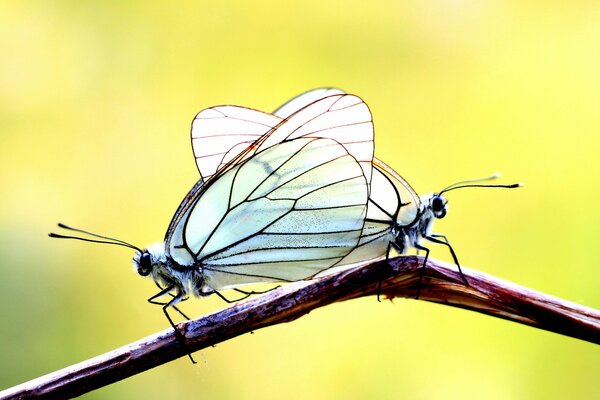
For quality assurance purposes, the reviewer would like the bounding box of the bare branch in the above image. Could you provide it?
[2,256,598,400]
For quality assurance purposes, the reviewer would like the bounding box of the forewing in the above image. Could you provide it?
[257,94,374,185]
[273,88,345,118]
[191,105,282,181]
[190,94,374,186]
[372,159,420,226]
[335,163,402,266]
[187,137,369,289]
[168,92,374,266]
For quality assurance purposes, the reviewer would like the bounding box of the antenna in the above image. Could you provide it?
[439,173,522,196]
[49,223,142,253]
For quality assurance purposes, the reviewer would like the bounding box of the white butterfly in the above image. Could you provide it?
[52,93,376,338]
[129,93,376,311]
[194,88,521,295]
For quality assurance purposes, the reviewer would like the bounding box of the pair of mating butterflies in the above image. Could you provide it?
[53,88,519,320]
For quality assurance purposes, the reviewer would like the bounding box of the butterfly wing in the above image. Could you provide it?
[371,158,419,226]
[191,88,346,185]
[190,93,374,186]
[272,88,425,265]
[273,89,420,221]
[191,106,282,182]
[336,158,420,265]
[186,137,369,289]
[165,95,375,284]
[183,90,420,268]
[273,87,345,119]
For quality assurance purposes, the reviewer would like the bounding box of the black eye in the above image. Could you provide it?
[138,252,152,276]
[431,196,445,212]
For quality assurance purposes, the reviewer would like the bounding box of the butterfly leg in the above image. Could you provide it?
[412,243,431,299]
[425,234,469,287]
[148,286,196,364]
[233,286,281,298]
[376,241,395,302]
[211,289,243,304]
[149,283,191,320]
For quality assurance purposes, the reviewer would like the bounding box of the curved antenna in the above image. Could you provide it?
[438,172,522,195]
[49,223,142,253]
[439,172,502,194]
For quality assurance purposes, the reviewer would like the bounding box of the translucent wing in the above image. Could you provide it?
[273,89,420,221]
[190,93,374,186]
[185,89,419,269]
[372,158,419,226]
[176,137,369,289]
[336,158,420,266]
[191,106,281,182]
[166,95,373,288]
[273,88,345,119]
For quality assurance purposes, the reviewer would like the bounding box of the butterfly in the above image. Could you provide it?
[52,93,376,323]
[195,88,521,296]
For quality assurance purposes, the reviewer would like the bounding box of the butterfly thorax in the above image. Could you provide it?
[132,242,208,299]
[393,193,447,252]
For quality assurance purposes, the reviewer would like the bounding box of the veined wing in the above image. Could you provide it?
[273,88,420,224]
[272,89,422,265]
[175,137,370,289]
[191,106,282,182]
[371,158,419,226]
[191,93,374,186]
[168,94,375,265]
[336,158,420,266]
[273,88,344,119]
[186,90,421,268]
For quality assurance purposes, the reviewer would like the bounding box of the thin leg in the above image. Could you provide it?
[376,242,395,302]
[148,287,196,364]
[234,286,280,296]
[413,243,430,299]
[210,287,280,304]
[148,286,191,320]
[426,234,469,287]
[211,289,240,304]
[163,293,197,364]
[148,285,175,303]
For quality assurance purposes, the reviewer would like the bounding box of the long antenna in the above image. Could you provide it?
[438,172,522,195]
[439,172,503,193]
[440,181,522,196]
[49,223,142,253]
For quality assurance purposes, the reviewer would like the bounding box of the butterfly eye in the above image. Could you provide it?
[431,196,444,212]
[431,196,447,219]
[138,252,152,276]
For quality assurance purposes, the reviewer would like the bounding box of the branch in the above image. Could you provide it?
[2,256,598,400]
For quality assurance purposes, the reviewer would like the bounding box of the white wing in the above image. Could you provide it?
[178,137,369,289]
[336,158,420,265]
[181,90,421,274]
[273,88,345,119]
[191,106,281,182]
[273,89,420,222]
[271,89,423,265]
[191,93,374,186]
[168,93,376,287]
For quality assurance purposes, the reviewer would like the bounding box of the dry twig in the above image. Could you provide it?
[1,255,598,400]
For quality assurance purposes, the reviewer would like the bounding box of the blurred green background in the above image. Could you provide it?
[1,1,599,399]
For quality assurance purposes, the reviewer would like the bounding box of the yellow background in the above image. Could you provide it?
[1,1,599,399]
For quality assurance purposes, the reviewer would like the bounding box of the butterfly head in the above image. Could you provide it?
[132,242,166,278]
[425,193,448,220]
[49,223,170,280]
[418,173,522,229]
[412,193,447,239]
[136,252,152,276]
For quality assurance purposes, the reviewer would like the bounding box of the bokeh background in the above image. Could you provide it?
[1,1,599,399]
